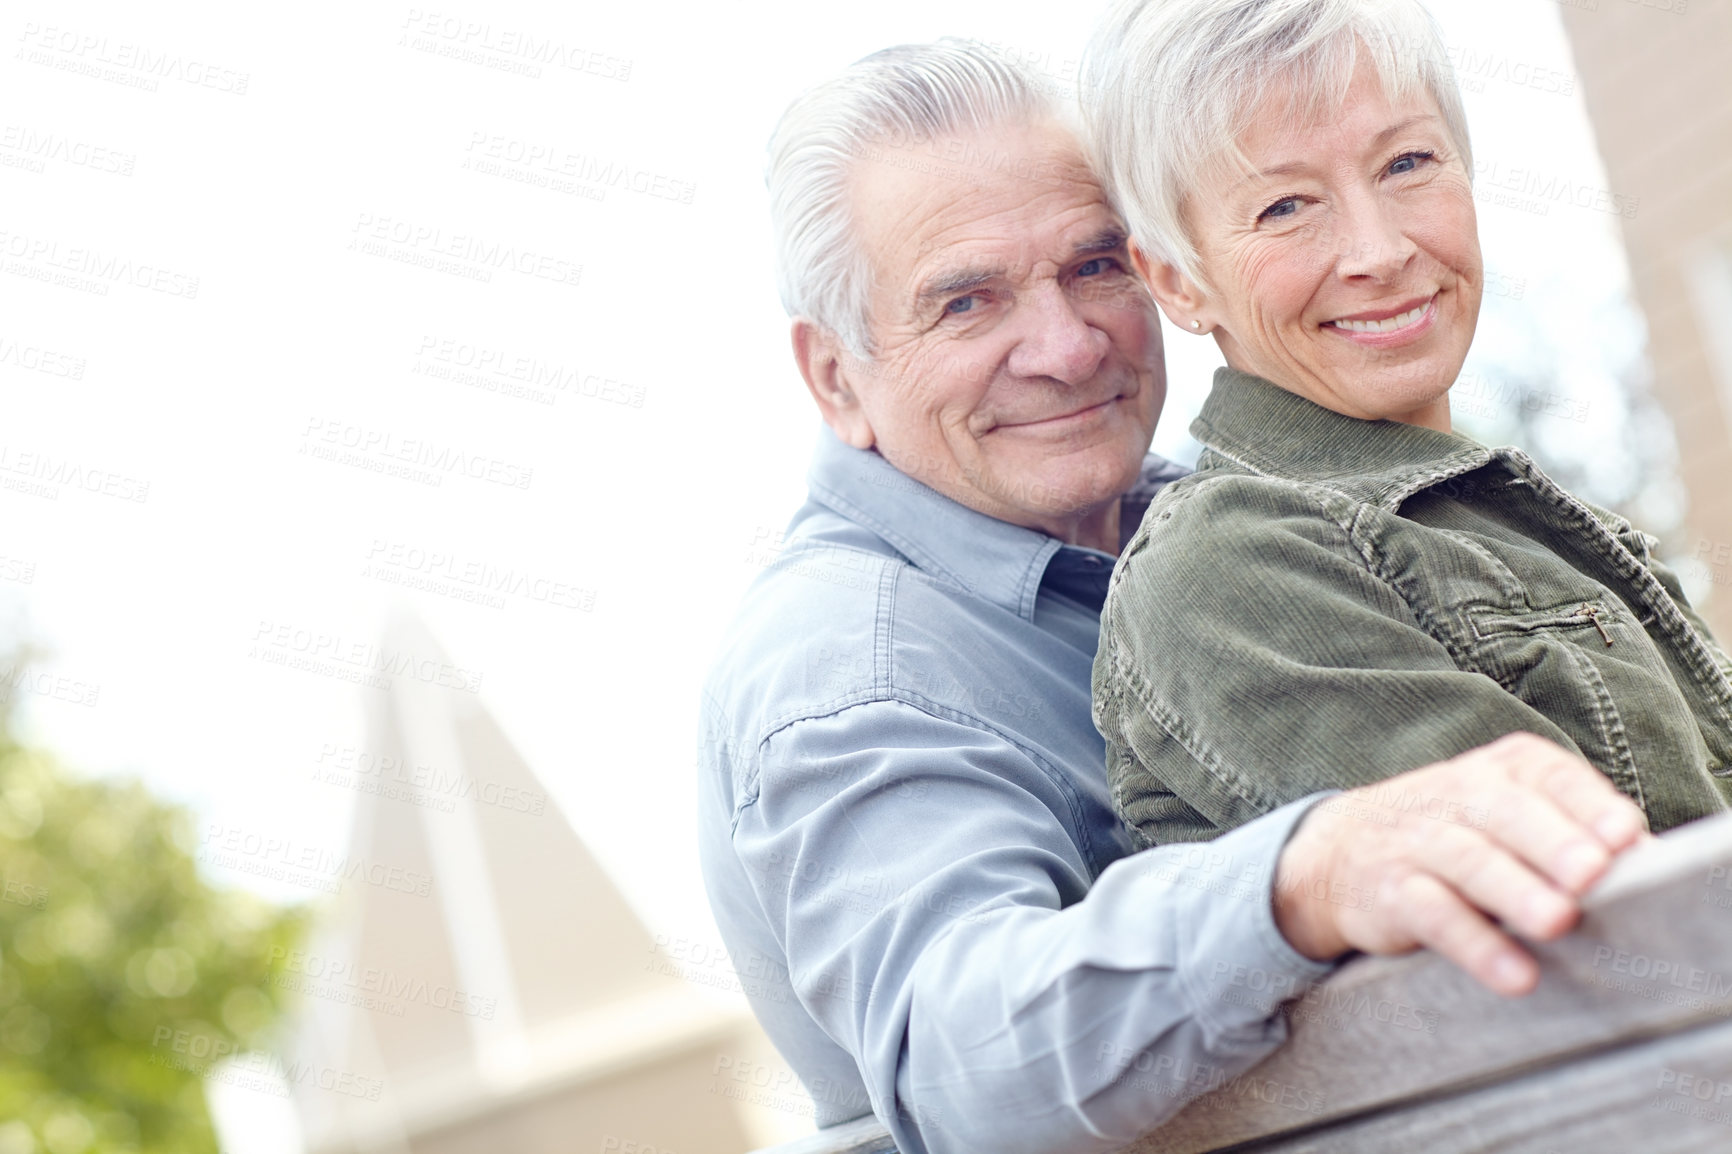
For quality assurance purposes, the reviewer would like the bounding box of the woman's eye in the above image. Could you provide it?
[1388,150,1435,176]
[1258,197,1301,223]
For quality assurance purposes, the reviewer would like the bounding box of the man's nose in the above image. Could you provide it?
[1005,282,1111,385]
[1333,195,1418,283]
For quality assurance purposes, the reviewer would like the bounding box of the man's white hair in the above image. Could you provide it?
[767,40,1057,358]
[1080,0,1472,293]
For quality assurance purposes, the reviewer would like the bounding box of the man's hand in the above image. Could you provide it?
[1273,733,1650,997]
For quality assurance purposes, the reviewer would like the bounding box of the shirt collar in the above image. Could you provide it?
[804,425,1177,620]
[1192,367,1495,509]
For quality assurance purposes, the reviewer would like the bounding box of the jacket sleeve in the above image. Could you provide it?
[732,701,1338,1154]
[1093,477,1581,847]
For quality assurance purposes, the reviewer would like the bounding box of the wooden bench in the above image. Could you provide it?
[753,809,1732,1153]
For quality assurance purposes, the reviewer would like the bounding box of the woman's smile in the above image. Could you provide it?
[1323,293,1438,348]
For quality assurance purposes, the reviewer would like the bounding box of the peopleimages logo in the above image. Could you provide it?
[301,418,534,490]
[15,22,251,94]
[0,334,86,379]
[0,228,198,298]
[266,946,499,1019]
[1092,1044,1327,1116]
[0,124,135,176]
[348,212,582,288]
[463,132,696,205]
[200,823,434,896]
[1590,945,1732,1002]
[398,9,632,81]
[361,540,593,611]
[312,742,549,814]
[0,443,149,502]
[148,1027,384,1100]
[249,619,485,694]
[411,335,645,408]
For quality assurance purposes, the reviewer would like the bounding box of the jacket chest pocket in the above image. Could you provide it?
[1464,598,1711,811]
[1469,600,1623,649]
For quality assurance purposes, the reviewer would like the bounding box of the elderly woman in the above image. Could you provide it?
[1082,0,1732,848]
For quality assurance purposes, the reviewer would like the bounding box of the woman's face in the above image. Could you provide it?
[1169,59,1481,430]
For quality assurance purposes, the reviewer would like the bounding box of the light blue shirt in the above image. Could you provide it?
[697,427,1337,1154]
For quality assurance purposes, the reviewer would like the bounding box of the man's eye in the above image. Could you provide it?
[1258,197,1301,223]
[945,295,979,316]
[1077,257,1119,277]
[1387,150,1435,176]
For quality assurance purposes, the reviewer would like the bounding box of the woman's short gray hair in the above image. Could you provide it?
[1081,0,1472,292]
[767,40,1056,357]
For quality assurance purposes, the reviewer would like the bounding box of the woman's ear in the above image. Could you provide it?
[1129,242,1215,335]
[792,319,875,450]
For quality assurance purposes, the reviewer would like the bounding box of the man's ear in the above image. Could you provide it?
[1129,242,1215,335]
[792,319,875,450]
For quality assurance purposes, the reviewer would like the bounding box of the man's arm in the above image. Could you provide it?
[733,701,1335,1154]
[727,708,1646,1153]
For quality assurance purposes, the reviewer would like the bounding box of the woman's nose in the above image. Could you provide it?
[1333,198,1419,283]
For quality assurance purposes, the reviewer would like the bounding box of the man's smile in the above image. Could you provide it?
[991,394,1128,433]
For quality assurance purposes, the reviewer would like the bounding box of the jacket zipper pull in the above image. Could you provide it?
[1577,604,1614,647]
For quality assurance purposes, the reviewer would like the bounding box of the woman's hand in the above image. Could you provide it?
[1273,732,1651,996]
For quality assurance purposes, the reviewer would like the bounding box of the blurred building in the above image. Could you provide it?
[277,618,808,1154]
[1560,0,1732,638]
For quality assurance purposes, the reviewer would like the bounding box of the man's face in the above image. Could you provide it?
[837,118,1166,541]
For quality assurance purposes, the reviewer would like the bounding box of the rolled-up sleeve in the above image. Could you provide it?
[730,700,1336,1154]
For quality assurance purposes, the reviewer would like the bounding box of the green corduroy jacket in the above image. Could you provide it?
[1094,367,1732,846]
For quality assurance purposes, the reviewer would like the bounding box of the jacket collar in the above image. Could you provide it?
[804,425,1179,620]
[1192,368,1495,509]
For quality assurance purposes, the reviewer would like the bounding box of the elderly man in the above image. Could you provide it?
[697,39,1647,1154]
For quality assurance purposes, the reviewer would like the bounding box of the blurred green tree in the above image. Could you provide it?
[0,678,310,1153]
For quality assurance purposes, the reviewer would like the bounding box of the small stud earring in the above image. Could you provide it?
[1191,319,1202,330]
